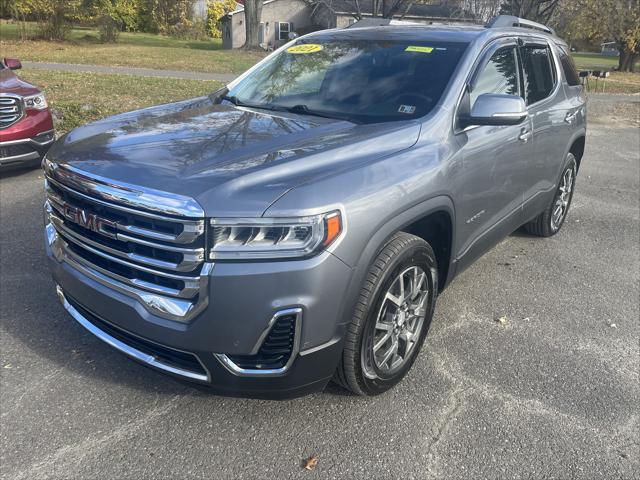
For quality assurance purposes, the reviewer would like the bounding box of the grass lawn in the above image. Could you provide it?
[0,21,265,74]
[572,52,622,70]
[19,69,223,133]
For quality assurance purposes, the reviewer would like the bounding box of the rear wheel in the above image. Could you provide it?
[333,232,438,396]
[524,153,577,237]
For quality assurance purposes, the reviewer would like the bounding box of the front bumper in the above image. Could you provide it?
[0,130,55,169]
[46,225,353,398]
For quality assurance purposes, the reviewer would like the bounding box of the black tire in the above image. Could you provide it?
[523,153,577,237]
[333,232,438,396]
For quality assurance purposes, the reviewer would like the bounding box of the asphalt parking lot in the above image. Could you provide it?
[1,94,638,479]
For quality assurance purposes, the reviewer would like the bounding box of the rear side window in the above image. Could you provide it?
[558,46,580,86]
[520,45,556,104]
[471,46,520,106]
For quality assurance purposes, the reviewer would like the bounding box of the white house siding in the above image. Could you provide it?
[222,0,314,49]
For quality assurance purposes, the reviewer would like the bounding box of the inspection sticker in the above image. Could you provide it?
[287,44,324,54]
[405,46,434,53]
[398,105,416,114]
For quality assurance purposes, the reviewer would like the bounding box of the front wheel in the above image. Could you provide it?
[523,153,577,237]
[332,232,438,396]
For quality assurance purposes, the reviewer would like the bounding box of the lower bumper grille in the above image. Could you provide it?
[215,308,302,376]
[60,289,209,382]
[228,315,296,370]
[0,143,34,158]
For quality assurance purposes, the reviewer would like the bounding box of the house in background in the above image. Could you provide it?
[221,0,475,49]
[221,0,315,49]
[311,0,475,29]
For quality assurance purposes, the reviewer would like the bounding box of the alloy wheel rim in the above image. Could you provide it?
[363,266,429,378]
[551,167,574,231]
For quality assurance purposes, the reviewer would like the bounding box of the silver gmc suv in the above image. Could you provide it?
[44,16,586,398]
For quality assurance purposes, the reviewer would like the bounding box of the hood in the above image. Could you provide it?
[0,68,41,96]
[46,96,421,217]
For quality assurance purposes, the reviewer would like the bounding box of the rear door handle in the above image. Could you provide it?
[565,111,578,124]
[518,129,532,143]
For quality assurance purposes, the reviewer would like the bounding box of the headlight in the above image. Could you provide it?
[209,211,342,260]
[24,93,48,110]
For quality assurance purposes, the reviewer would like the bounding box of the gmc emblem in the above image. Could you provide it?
[62,204,117,239]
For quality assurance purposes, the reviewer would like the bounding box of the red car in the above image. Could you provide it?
[0,58,55,170]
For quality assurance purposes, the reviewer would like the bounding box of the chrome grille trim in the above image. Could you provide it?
[44,165,211,323]
[48,211,201,296]
[46,176,204,244]
[0,94,23,130]
[47,193,205,272]
[43,158,205,219]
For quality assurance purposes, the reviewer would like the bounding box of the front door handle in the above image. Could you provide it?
[518,128,532,143]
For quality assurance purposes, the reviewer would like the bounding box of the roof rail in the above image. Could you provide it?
[486,15,555,35]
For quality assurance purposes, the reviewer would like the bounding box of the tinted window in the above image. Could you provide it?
[558,46,580,86]
[227,39,469,123]
[521,45,555,104]
[471,46,520,106]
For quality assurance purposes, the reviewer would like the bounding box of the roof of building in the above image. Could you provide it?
[322,0,474,19]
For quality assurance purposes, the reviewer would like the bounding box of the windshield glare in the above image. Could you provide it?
[227,39,469,124]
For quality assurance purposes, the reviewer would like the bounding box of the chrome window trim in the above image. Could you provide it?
[43,158,205,219]
[215,308,303,377]
[56,286,210,382]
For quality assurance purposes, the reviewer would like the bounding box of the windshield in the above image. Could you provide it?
[226,39,469,124]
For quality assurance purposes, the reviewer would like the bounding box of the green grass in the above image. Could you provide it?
[0,21,265,74]
[570,53,640,94]
[571,52,624,70]
[19,69,223,133]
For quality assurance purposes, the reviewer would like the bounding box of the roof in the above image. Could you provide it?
[322,0,474,19]
[303,24,485,43]
[226,0,278,16]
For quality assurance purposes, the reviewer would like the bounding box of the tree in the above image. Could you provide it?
[343,0,419,19]
[560,0,639,72]
[499,0,559,24]
[243,0,263,49]
[459,0,501,22]
[11,0,83,40]
[207,0,237,38]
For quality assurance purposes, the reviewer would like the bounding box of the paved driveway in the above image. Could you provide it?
[1,94,638,479]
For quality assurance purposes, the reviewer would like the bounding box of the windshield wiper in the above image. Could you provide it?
[221,95,282,112]
[276,104,359,123]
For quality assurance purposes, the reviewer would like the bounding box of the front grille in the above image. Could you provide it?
[67,296,208,378]
[45,173,208,311]
[227,314,297,370]
[0,96,22,129]
[0,143,34,158]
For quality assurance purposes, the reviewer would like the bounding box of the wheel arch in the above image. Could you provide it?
[344,196,456,312]
[568,135,586,171]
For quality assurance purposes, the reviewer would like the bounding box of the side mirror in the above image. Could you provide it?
[464,93,527,126]
[288,32,298,40]
[4,58,22,70]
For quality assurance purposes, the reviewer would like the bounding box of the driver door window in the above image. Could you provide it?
[470,46,521,106]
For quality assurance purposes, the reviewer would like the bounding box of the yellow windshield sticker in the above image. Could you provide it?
[405,46,434,53]
[287,44,324,54]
